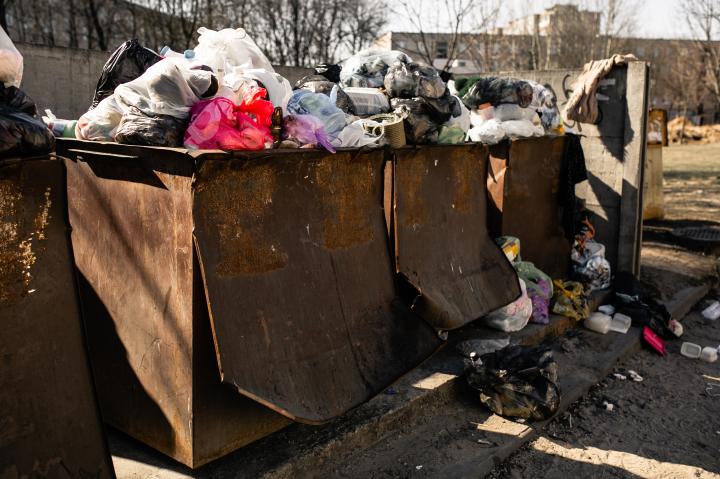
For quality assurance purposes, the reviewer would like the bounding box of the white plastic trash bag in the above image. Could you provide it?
[467,118,505,144]
[335,119,384,147]
[481,279,533,332]
[194,28,274,81]
[114,59,215,118]
[77,96,123,141]
[224,67,292,113]
[0,26,23,87]
[501,119,545,139]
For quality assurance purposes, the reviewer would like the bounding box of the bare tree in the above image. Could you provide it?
[681,0,720,107]
[392,0,500,72]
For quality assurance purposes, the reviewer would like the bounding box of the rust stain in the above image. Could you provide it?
[314,155,375,250]
[199,163,288,276]
[398,153,428,228]
[0,179,51,306]
[451,150,475,214]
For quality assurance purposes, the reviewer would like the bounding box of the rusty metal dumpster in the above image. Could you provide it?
[487,137,571,279]
[57,139,441,468]
[0,156,115,479]
[390,144,521,330]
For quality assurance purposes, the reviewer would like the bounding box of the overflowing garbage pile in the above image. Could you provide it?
[0,27,55,158]
[0,26,565,154]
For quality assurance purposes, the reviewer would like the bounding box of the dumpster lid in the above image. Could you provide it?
[193,148,441,423]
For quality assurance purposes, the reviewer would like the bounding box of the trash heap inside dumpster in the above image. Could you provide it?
[1,25,676,470]
[31,28,566,151]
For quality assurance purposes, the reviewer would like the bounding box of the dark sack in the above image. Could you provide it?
[0,85,54,158]
[465,344,560,420]
[91,39,162,109]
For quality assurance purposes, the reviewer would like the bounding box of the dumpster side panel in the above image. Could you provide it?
[193,150,441,424]
[0,157,114,479]
[488,137,571,279]
[393,145,521,330]
[64,150,197,464]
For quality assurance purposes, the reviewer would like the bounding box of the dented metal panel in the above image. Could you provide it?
[487,137,571,279]
[193,149,441,424]
[0,156,114,479]
[58,139,289,468]
[392,145,521,331]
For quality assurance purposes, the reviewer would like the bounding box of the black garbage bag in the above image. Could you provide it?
[314,63,342,83]
[0,85,54,158]
[457,76,534,109]
[114,107,187,147]
[465,344,560,421]
[91,39,162,109]
[391,98,438,144]
[294,74,356,113]
[614,271,676,339]
[384,62,446,99]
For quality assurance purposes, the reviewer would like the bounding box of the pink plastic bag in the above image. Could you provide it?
[183,95,272,150]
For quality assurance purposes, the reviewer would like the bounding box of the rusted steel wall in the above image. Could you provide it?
[59,142,290,468]
[487,136,571,279]
[193,149,441,424]
[392,145,521,330]
[0,156,114,479]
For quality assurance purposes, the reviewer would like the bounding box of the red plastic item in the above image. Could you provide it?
[642,326,666,356]
[184,91,273,151]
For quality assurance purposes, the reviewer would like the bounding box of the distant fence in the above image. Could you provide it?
[15,42,311,120]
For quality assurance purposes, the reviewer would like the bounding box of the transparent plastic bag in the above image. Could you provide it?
[0,26,23,88]
[114,59,217,119]
[115,107,186,147]
[481,279,533,332]
[184,92,272,151]
[77,96,123,141]
[283,114,335,153]
[335,119,384,148]
[514,261,553,325]
[193,27,274,81]
[342,87,389,116]
[467,118,505,144]
[225,67,293,113]
[501,119,545,139]
[296,75,356,113]
[494,104,536,122]
[340,49,411,88]
[384,62,446,99]
[458,77,534,109]
[286,88,347,137]
[445,95,470,132]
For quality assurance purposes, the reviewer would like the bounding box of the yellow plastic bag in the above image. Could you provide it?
[551,280,589,321]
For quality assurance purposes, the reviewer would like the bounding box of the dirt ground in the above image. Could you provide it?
[488,143,720,478]
[488,304,720,479]
[660,144,720,223]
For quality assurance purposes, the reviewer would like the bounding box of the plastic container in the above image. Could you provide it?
[700,346,718,363]
[367,113,406,148]
[702,301,720,321]
[609,313,632,334]
[160,46,196,60]
[680,342,702,359]
[584,312,611,334]
[598,304,615,315]
[343,87,390,116]
[477,103,495,121]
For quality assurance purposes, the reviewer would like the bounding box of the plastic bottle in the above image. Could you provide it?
[160,46,196,60]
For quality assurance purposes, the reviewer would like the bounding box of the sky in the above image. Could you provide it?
[387,0,693,40]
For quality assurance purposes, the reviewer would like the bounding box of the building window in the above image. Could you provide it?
[436,41,448,59]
